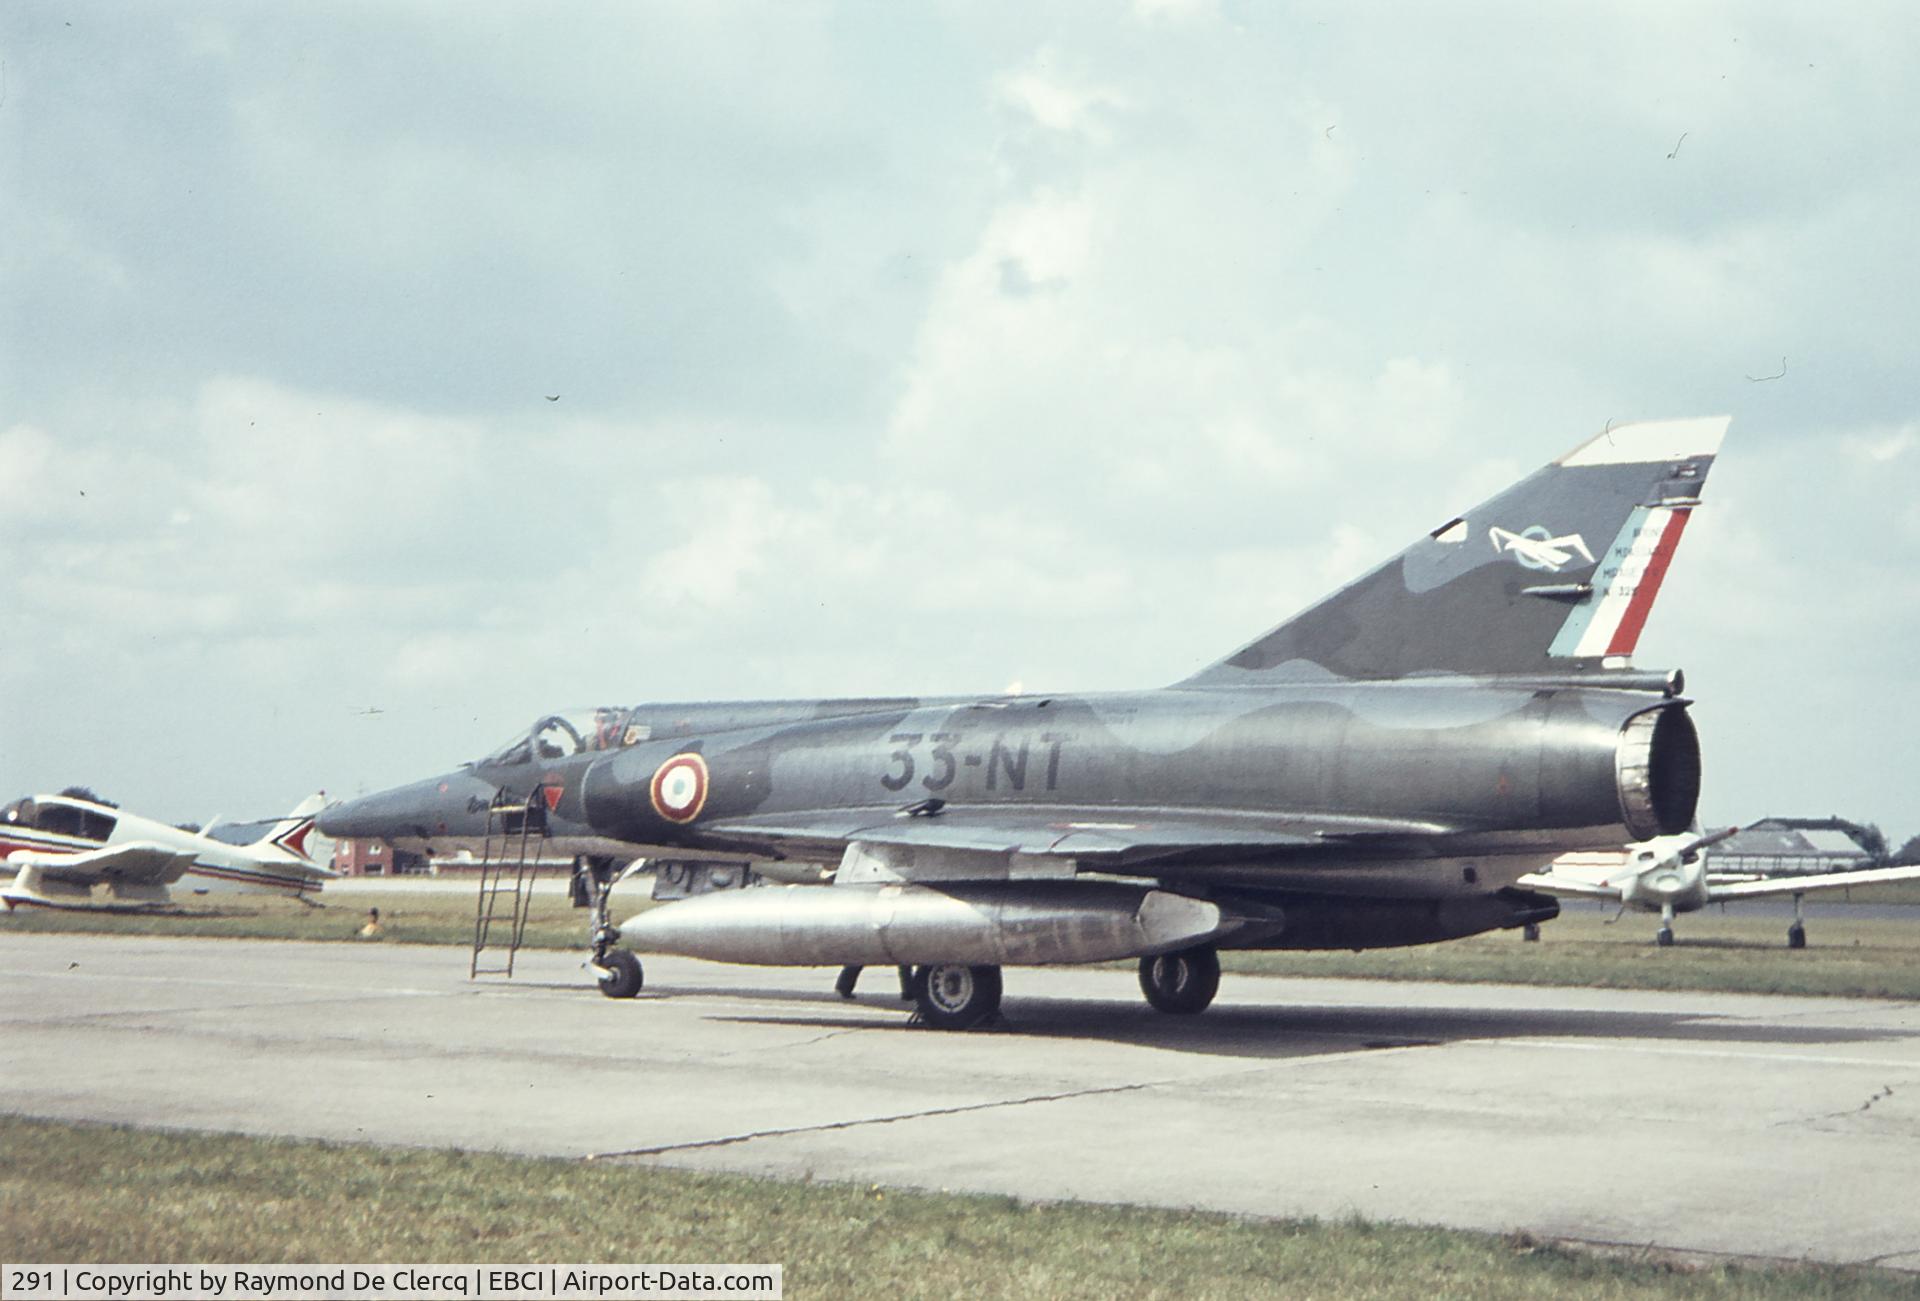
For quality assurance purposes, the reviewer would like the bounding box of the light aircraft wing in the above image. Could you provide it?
[3,842,201,909]
[7,842,200,887]
[1707,863,1920,901]
[1513,871,1624,901]
[700,804,1460,870]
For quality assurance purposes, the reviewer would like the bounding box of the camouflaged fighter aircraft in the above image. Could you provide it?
[321,416,1727,1028]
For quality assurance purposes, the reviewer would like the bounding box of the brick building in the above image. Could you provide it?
[330,838,427,876]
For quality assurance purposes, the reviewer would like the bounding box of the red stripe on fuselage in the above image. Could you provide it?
[0,832,95,857]
[185,864,314,892]
[1605,508,1691,657]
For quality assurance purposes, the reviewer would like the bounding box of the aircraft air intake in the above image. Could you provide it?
[1614,704,1700,839]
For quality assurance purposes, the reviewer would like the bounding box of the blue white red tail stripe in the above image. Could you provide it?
[1549,505,1694,661]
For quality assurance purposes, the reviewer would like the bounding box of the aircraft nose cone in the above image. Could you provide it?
[318,771,496,841]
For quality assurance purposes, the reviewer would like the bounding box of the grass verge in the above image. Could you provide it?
[9,885,1920,1000]
[1218,909,1920,999]
[1,1116,1911,1300]
[0,881,598,949]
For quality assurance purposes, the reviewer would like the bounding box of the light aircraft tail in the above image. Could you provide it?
[1183,416,1728,685]
[252,792,328,863]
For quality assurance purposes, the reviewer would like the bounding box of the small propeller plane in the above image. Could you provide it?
[324,416,1733,1028]
[1519,827,1920,947]
[1,791,335,911]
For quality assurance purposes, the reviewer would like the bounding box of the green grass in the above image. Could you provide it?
[0,881,601,949]
[0,1117,1911,1300]
[10,882,1920,999]
[11,882,1920,1005]
[1219,908,1920,999]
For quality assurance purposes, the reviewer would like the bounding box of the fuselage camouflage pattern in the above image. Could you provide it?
[320,417,1724,991]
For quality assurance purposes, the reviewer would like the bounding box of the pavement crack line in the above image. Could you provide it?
[1775,1080,1908,1128]
[587,1038,1441,1161]
[1851,1083,1897,1115]
[587,1079,1159,1160]
[767,1027,870,1053]
[704,1026,876,1060]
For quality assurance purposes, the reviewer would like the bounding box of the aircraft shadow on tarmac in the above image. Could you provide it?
[642,986,1912,1062]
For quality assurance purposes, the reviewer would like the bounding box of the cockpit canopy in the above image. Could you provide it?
[2,796,117,843]
[478,707,652,767]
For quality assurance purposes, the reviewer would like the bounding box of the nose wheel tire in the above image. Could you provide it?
[1655,926,1675,947]
[1138,945,1221,1014]
[913,963,1001,1030]
[598,949,644,999]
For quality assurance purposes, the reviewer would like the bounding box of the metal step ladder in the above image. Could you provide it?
[469,785,550,979]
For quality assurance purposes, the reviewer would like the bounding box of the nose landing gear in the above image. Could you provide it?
[597,948,643,998]
[579,855,648,1000]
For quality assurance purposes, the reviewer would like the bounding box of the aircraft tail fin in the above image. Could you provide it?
[252,792,328,862]
[1182,417,1728,685]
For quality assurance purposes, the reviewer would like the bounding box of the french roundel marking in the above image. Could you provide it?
[650,753,709,823]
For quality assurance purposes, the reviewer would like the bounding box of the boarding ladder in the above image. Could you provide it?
[469,784,550,979]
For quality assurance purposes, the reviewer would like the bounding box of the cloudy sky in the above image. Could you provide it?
[3,2,1915,840]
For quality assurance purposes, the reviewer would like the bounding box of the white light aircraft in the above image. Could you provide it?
[0,791,336,911]
[1518,827,1920,947]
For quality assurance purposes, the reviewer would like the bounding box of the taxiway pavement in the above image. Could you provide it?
[4,932,1917,1269]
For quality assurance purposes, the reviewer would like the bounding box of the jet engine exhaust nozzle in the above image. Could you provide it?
[1615,704,1701,840]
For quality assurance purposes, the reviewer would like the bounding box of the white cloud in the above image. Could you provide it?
[631,478,795,611]
[2,211,132,298]
[0,424,57,518]
[4,7,1918,833]
[1844,425,1914,463]
[996,55,1127,138]
[1130,0,1220,24]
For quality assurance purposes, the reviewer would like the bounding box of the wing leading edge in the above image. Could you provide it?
[1709,863,1920,901]
[701,804,1460,872]
[2,843,199,910]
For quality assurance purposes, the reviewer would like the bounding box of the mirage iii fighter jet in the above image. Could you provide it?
[323,417,1728,1029]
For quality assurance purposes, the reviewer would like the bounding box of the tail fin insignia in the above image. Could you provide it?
[252,792,327,862]
[1183,416,1727,685]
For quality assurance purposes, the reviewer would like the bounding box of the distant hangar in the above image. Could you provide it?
[1713,818,1879,876]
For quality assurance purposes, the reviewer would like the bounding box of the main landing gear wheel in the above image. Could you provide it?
[913,963,1001,1030]
[1138,945,1221,1015]
[598,949,643,999]
[1787,923,1807,950]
